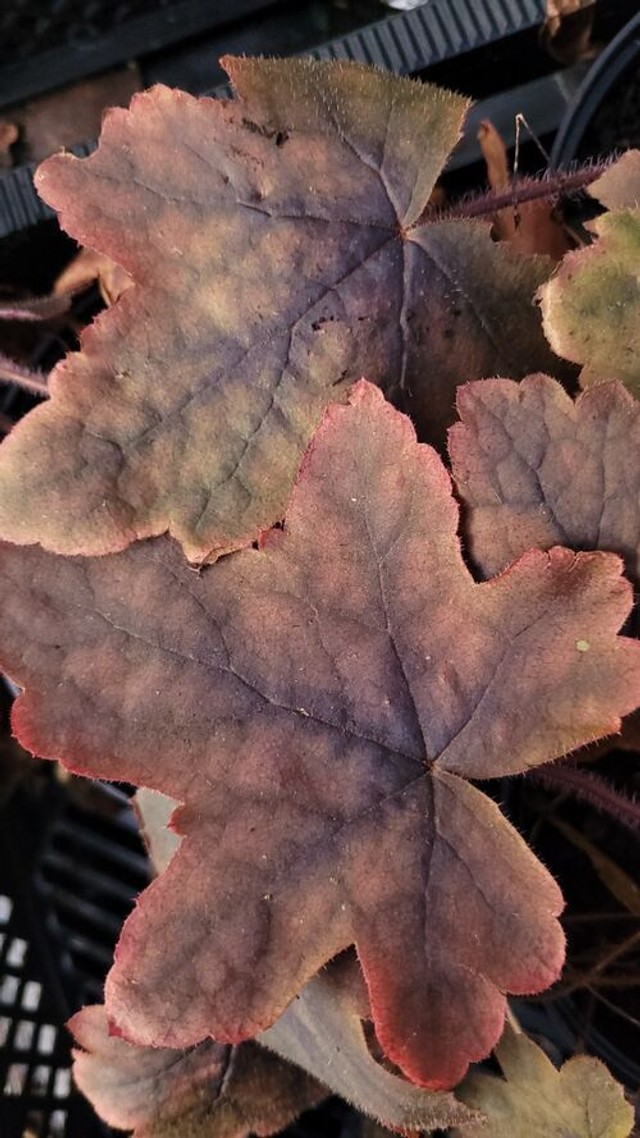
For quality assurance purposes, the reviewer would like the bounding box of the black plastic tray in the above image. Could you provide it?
[0,0,283,109]
[0,0,552,240]
[552,6,640,164]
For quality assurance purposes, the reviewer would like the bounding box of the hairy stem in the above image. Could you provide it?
[543,929,640,1000]
[0,354,49,398]
[420,162,610,226]
[0,292,71,323]
[529,762,640,833]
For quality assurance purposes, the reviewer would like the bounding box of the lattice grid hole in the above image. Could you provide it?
[0,891,72,1137]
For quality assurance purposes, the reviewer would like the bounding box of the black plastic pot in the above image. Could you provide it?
[552,8,640,165]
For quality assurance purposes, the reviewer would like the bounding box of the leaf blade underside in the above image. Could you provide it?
[70,1005,325,1138]
[0,57,558,562]
[0,383,638,1088]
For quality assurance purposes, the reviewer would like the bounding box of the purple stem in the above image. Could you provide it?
[0,353,49,398]
[529,763,640,834]
[0,292,71,323]
[417,162,611,226]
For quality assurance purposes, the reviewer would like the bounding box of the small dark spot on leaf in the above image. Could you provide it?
[312,315,336,331]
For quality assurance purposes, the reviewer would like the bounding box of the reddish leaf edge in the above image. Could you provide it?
[9,379,635,779]
[27,61,464,566]
[97,835,564,1093]
[69,1005,328,1138]
[6,380,640,1093]
[107,386,551,1091]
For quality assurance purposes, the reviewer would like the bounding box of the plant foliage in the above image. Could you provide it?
[0,383,637,1090]
[70,1006,324,1138]
[0,55,638,1136]
[540,151,640,397]
[454,1025,634,1138]
[0,57,559,562]
[449,373,640,583]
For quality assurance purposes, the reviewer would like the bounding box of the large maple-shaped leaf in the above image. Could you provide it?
[134,789,475,1130]
[0,383,638,1089]
[71,1005,324,1138]
[449,374,640,582]
[0,57,558,562]
[540,150,640,396]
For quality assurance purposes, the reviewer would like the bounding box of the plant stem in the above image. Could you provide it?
[418,162,610,226]
[0,354,49,398]
[529,762,640,833]
[542,929,640,1000]
[0,292,71,323]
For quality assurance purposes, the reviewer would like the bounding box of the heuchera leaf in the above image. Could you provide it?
[134,789,472,1132]
[454,1025,634,1138]
[448,373,640,583]
[0,57,559,562]
[0,383,638,1089]
[70,1005,324,1138]
[539,150,640,396]
[134,785,472,1131]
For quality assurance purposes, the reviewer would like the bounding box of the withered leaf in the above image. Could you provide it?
[540,150,640,397]
[454,1024,634,1138]
[477,121,570,260]
[135,786,180,875]
[549,817,640,917]
[54,246,133,307]
[0,383,638,1089]
[449,374,640,584]
[541,0,597,68]
[70,1005,324,1138]
[0,56,558,562]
